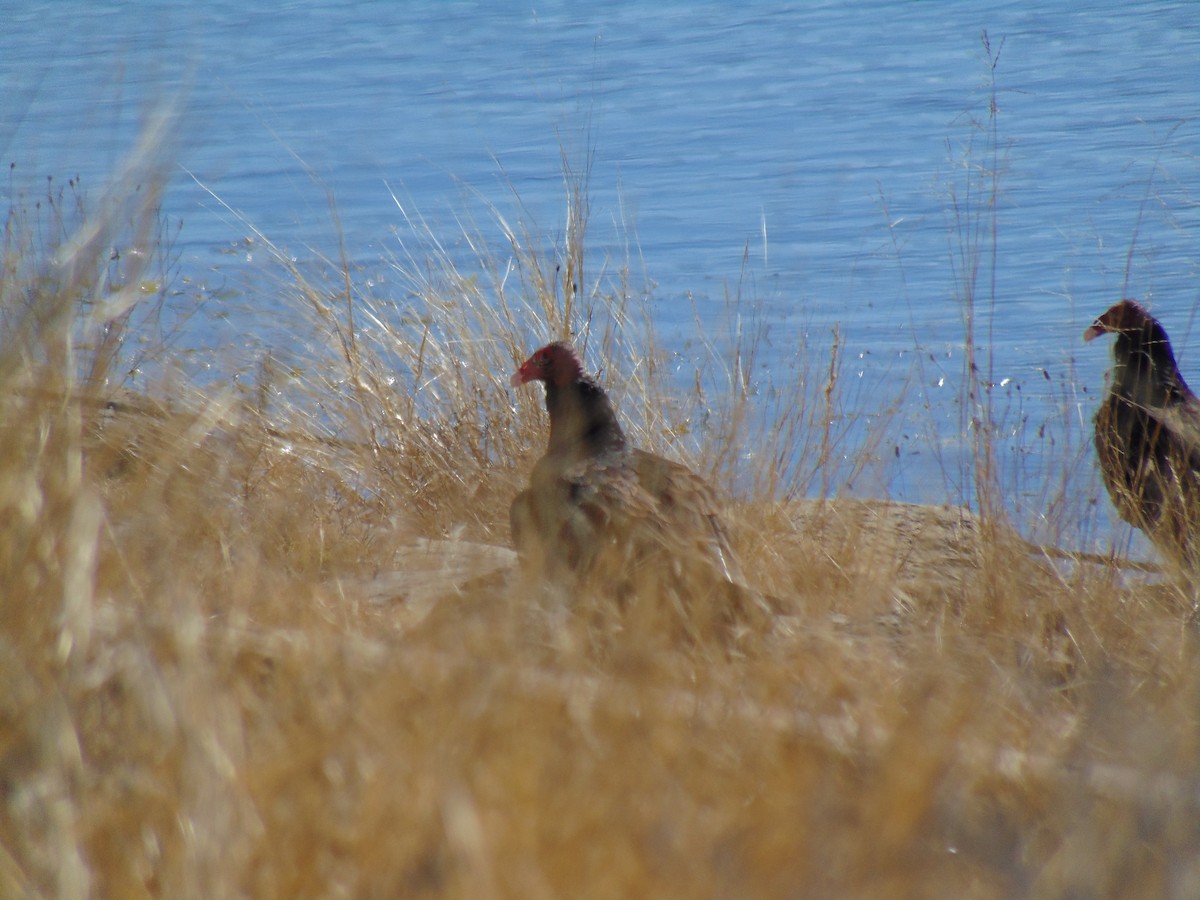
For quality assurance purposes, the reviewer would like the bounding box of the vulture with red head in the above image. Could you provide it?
[509,342,766,634]
[1085,299,1200,570]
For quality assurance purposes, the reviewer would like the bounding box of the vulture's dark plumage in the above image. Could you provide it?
[509,342,766,633]
[1085,299,1200,569]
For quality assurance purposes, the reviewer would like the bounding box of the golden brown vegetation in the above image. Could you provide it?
[3,113,1200,900]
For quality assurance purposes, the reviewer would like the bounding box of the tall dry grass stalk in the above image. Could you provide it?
[2,91,1199,898]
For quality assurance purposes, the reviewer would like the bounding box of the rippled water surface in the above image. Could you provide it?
[4,1,1199,545]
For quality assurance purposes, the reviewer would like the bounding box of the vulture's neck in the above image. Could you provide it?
[1114,325,1191,407]
[544,377,627,460]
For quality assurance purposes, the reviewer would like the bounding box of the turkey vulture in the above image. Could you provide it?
[1085,299,1200,570]
[509,342,766,634]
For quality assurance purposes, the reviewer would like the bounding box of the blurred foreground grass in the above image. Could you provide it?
[3,124,1199,899]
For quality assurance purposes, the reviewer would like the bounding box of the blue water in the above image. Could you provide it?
[4,1,1199,550]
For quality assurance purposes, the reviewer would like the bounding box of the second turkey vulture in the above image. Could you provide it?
[1085,299,1200,570]
[509,342,766,634]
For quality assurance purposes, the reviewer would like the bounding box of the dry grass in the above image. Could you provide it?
[4,104,1200,900]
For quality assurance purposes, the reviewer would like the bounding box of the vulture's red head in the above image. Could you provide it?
[511,342,585,388]
[1084,298,1190,401]
[1084,299,1155,343]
